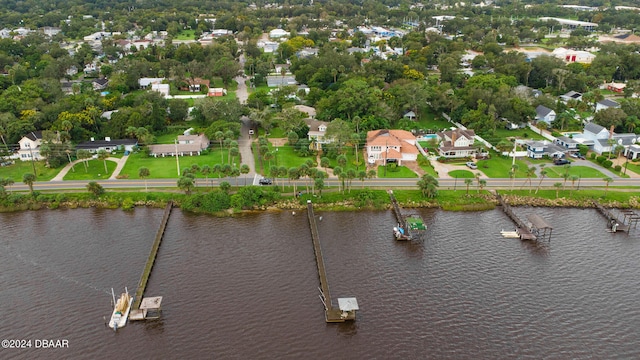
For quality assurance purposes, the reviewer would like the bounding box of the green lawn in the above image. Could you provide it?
[377,165,418,178]
[119,149,239,179]
[623,161,640,175]
[413,116,452,131]
[63,159,118,180]
[155,129,191,144]
[267,127,287,138]
[0,160,59,182]
[476,153,532,178]
[479,128,546,146]
[258,142,316,175]
[175,30,196,40]
[543,165,607,179]
[448,170,476,178]
[418,155,438,176]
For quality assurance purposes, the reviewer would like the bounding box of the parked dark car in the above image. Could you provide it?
[554,159,571,165]
[259,177,273,185]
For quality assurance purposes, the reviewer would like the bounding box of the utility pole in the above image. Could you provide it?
[384,140,388,176]
[175,138,180,177]
[27,143,37,177]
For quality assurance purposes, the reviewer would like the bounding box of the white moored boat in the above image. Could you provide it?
[109,288,132,331]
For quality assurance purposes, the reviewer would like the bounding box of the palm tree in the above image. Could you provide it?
[177,176,194,195]
[214,131,225,161]
[509,164,519,191]
[522,166,536,192]
[346,169,356,193]
[464,178,473,196]
[535,165,547,194]
[417,174,439,198]
[333,166,343,192]
[240,164,250,185]
[554,182,563,198]
[351,133,361,169]
[358,170,367,188]
[603,177,613,196]
[97,149,109,174]
[562,164,571,189]
[22,173,35,195]
[201,165,211,186]
[230,167,241,187]
[86,181,105,197]
[478,179,487,193]
[229,146,239,166]
[569,175,579,197]
[77,149,91,172]
[475,172,481,193]
[139,167,150,192]
[321,157,330,174]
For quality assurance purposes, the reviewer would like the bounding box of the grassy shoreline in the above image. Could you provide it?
[1,188,638,214]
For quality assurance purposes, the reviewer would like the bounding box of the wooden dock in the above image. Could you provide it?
[592,200,639,233]
[387,190,427,241]
[306,200,357,322]
[387,190,407,231]
[496,193,553,242]
[132,201,172,310]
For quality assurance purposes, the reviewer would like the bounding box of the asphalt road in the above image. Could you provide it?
[6,176,637,192]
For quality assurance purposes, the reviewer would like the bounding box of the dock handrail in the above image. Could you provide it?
[133,200,173,309]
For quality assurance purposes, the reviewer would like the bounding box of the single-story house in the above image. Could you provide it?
[269,29,290,39]
[148,134,209,157]
[554,136,580,150]
[552,47,596,64]
[17,131,44,161]
[266,75,297,87]
[366,129,418,165]
[436,128,477,158]
[183,78,210,92]
[535,105,556,124]
[208,88,227,97]
[293,105,316,118]
[595,99,620,112]
[93,78,109,91]
[75,137,138,153]
[560,91,582,103]
[403,111,416,120]
[525,140,568,159]
[139,77,165,88]
[151,83,170,97]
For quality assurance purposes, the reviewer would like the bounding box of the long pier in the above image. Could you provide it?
[133,201,172,309]
[592,200,639,232]
[306,200,356,322]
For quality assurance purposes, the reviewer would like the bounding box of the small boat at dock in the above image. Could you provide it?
[501,229,520,238]
[108,288,132,331]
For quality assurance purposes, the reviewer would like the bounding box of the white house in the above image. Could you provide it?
[75,137,138,153]
[366,129,418,165]
[552,47,596,64]
[269,29,290,39]
[560,91,582,103]
[595,99,621,112]
[148,134,210,157]
[151,83,170,97]
[17,131,44,161]
[435,128,477,158]
[138,77,165,88]
[583,122,637,155]
[535,105,556,124]
[526,140,568,159]
[305,118,329,151]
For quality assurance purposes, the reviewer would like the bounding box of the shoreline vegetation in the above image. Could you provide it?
[0,188,638,214]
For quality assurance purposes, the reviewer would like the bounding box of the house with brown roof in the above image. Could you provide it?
[436,128,477,158]
[365,129,418,166]
[182,78,210,92]
[304,118,329,150]
[148,134,210,157]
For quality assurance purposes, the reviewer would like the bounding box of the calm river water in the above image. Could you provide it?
[1,206,639,359]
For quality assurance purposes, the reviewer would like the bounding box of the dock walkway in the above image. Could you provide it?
[306,201,355,322]
[496,193,553,241]
[133,201,172,309]
[592,200,639,232]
